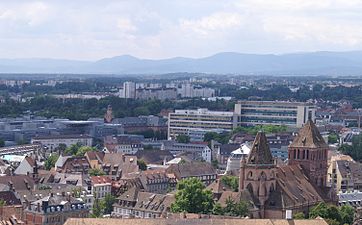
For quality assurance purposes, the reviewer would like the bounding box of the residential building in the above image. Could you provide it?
[161,141,212,162]
[111,187,174,218]
[168,108,235,141]
[214,143,240,168]
[166,161,217,186]
[328,160,362,193]
[122,82,136,99]
[104,136,144,154]
[139,170,177,194]
[24,194,88,225]
[136,87,177,100]
[225,143,251,173]
[31,135,93,151]
[85,152,139,180]
[14,156,37,176]
[234,101,316,128]
[55,156,90,174]
[91,176,112,199]
[177,83,215,98]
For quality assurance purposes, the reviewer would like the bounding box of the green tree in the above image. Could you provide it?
[176,134,190,143]
[44,153,59,170]
[76,146,96,156]
[64,143,83,156]
[89,168,106,176]
[222,196,248,217]
[137,159,147,171]
[212,202,224,215]
[339,205,354,225]
[221,176,239,192]
[0,138,5,148]
[91,197,103,218]
[72,187,83,198]
[171,177,214,214]
[328,134,339,144]
[309,202,329,219]
[293,212,305,219]
[101,194,116,215]
[0,199,6,206]
[211,159,219,169]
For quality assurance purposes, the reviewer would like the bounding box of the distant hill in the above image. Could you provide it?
[2,51,362,75]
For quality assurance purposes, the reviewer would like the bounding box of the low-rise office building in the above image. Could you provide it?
[168,108,235,141]
[234,101,316,128]
[31,134,93,151]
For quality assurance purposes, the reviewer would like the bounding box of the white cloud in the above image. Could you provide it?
[1,0,362,60]
[180,12,244,35]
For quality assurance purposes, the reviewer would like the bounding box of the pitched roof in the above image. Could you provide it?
[0,175,35,191]
[266,165,324,209]
[135,150,174,164]
[246,131,274,165]
[91,176,112,185]
[289,120,328,148]
[166,161,216,179]
[65,218,329,225]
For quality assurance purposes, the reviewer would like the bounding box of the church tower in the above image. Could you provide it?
[104,105,113,123]
[239,131,276,218]
[288,119,328,188]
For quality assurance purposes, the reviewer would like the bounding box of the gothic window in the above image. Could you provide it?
[293,149,296,159]
[248,171,253,179]
[306,150,309,160]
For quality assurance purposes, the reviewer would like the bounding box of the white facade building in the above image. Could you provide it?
[31,134,93,151]
[168,108,236,141]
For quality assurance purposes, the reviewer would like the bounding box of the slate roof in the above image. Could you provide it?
[289,120,328,148]
[247,132,274,165]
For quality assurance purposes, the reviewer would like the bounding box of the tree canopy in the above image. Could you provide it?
[171,177,214,214]
[309,203,354,225]
[44,153,59,170]
[176,134,190,143]
[339,134,362,161]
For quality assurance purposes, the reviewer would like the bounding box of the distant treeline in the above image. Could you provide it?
[0,96,235,120]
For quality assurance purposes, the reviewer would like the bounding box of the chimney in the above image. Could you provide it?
[37,202,41,212]
[8,181,13,191]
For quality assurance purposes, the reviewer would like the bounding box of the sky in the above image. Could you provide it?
[1,0,362,60]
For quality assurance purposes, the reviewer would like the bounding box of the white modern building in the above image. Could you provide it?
[31,134,93,151]
[234,101,316,128]
[168,108,236,141]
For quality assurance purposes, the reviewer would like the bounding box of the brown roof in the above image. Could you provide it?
[247,132,273,165]
[91,176,112,185]
[289,120,328,148]
[0,175,35,191]
[268,165,324,209]
[166,161,216,179]
[135,150,174,165]
[65,218,328,225]
[25,156,36,167]
[85,151,105,162]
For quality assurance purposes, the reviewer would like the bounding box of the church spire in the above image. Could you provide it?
[247,131,274,165]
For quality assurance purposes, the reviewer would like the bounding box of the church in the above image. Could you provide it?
[238,120,337,219]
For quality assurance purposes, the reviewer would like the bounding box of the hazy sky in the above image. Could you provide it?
[1,0,362,60]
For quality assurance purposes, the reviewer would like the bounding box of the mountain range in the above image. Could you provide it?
[2,51,362,75]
